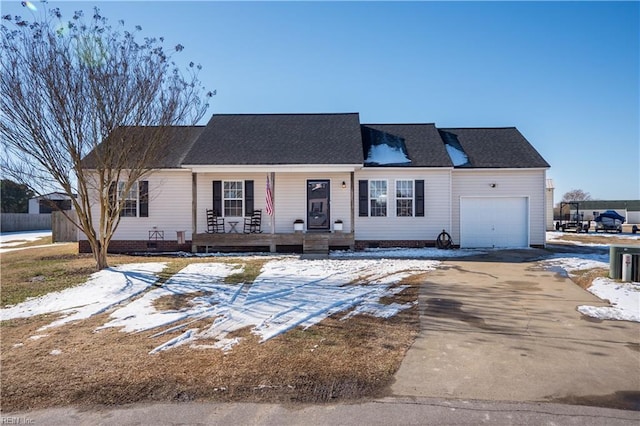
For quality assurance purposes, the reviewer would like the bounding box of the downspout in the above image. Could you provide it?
[191,172,197,253]
[542,170,547,248]
[350,171,355,236]
[449,168,453,245]
[270,171,276,235]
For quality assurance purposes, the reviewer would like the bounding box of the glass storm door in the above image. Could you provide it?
[307,180,330,231]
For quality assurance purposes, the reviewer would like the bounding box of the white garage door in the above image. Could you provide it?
[460,197,529,248]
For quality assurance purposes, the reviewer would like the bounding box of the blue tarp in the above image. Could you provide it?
[595,210,625,223]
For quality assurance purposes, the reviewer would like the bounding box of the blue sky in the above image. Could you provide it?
[3,0,639,202]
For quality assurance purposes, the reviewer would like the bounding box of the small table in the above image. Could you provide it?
[228,221,239,233]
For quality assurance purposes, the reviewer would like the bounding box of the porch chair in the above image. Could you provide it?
[243,209,262,234]
[206,209,225,233]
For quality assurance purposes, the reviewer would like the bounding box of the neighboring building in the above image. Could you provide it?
[79,113,550,254]
[28,192,75,214]
[565,200,640,224]
[546,179,555,231]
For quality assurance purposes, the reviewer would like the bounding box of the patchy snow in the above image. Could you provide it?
[445,144,469,166]
[547,231,640,246]
[577,278,640,322]
[102,258,438,353]
[539,253,639,323]
[0,263,166,330]
[5,232,639,355]
[331,247,485,258]
[29,334,49,340]
[365,144,411,165]
[541,255,609,274]
[97,262,241,333]
[0,230,54,253]
[0,230,51,246]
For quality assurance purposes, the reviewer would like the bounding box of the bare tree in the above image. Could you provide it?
[1,4,212,269]
[562,189,592,202]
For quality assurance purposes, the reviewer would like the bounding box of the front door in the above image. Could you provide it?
[307,180,330,231]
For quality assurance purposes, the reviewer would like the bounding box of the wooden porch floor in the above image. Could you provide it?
[192,231,355,254]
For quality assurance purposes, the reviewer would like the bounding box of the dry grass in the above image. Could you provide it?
[1,243,97,307]
[570,268,610,290]
[1,292,418,411]
[0,244,420,411]
[551,233,640,246]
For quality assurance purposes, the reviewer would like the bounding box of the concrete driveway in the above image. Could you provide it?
[391,250,640,409]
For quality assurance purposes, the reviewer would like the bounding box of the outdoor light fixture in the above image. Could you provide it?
[341,181,347,189]
[490,183,497,188]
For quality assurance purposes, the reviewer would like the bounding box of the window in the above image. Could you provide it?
[359,179,424,218]
[369,180,387,217]
[118,181,139,217]
[396,180,414,217]
[111,181,148,218]
[223,181,243,216]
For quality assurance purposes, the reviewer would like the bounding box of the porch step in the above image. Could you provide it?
[303,234,329,255]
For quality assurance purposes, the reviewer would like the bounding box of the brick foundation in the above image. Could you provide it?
[354,240,436,250]
[78,240,192,254]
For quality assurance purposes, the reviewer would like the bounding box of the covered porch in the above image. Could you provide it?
[192,231,355,255]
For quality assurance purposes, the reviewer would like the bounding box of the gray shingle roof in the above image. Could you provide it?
[84,115,550,171]
[82,126,205,169]
[361,124,453,167]
[575,200,640,212]
[182,113,363,165]
[438,128,550,168]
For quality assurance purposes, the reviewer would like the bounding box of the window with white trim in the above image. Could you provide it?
[223,181,243,216]
[369,180,387,217]
[396,180,414,217]
[118,181,139,217]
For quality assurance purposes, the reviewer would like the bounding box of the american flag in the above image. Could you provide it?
[265,175,274,216]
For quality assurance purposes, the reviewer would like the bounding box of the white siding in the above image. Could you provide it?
[354,169,451,240]
[28,198,39,214]
[452,169,546,246]
[81,170,193,241]
[546,188,554,230]
[627,211,640,224]
[195,172,353,233]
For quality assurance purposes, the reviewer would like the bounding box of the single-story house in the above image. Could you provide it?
[28,192,75,214]
[79,113,550,254]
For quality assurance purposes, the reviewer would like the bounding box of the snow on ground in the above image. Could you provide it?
[0,263,166,329]
[538,249,639,323]
[0,230,52,245]
[546,231,640,246]
[0,230,52,252]
[540,254,609,274]
[97,262,241,333]
[331,247,485,258]
[100,258,438,353]
[577,278,640,322]
[3,230,639,354]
